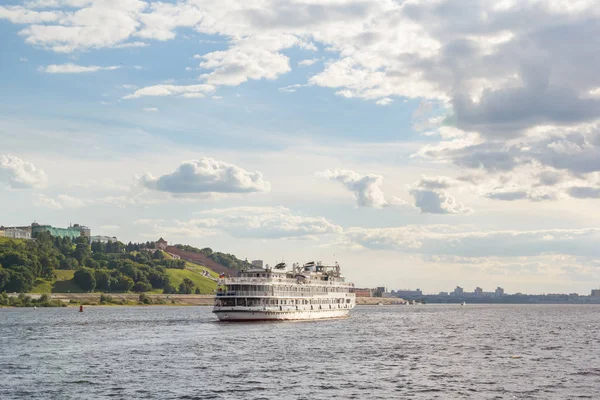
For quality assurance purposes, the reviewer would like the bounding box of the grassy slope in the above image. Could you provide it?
[162,251,218,294]
[31,270,84,293]
[31,257,217,294]
[166,267,217,294]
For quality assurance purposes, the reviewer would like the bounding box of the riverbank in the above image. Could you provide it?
[1,293,404,307]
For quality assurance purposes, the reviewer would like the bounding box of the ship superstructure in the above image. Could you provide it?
[213,261,356,321]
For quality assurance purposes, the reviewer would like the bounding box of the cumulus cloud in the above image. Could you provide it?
[142,107,158,112]
[279,84,302,93]
[39,63,120,73]
[484,187,556,202]
[6,0,600,204]
[33,195,62,209]
[0,5,63,24]
[124,84,215,99]
[0,155,47,189]
[140,157,270,195]
[33,194,86,209]
[155,206,342,239]
[298,58,318,67]
[344,226,600,258]
[410,189,472,214]
[197,42,292,86]
[409,176,472,214]
[376,98,393,106]
[15,0,146,53]
[321,169,404,208]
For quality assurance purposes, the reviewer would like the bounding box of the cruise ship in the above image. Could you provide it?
[213,261,356,321]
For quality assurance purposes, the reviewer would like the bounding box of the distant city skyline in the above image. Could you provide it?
[2,0,600,295]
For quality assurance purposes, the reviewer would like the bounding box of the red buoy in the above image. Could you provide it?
[79,305,83,312]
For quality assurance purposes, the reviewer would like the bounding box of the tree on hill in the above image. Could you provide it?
[178,278,195,294]
[74,268,96,292]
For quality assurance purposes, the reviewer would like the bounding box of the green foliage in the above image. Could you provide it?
[174,244,252,271]
[0,236,215,295]
[178,278,195,294]
[138,293,151,304]
[132,281,152,293]
[0,292,64,307]
[59,257,79,270]
[160,259,185,269]
[74,268,96,292]
[194,287,201,294]
[163,282,176,294]
[74,242,91,265]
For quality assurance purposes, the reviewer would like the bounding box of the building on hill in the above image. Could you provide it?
[495,287,505,296]
[31,222,90,240]
[251,260,264,268]
[71,223,91,238]
[592,289,600,297]
[91,235,118,244]
[156,238,168,250]
[0,227,31,240]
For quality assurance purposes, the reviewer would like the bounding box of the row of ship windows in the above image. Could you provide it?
[225,285,350,293]
[216,298,353,307]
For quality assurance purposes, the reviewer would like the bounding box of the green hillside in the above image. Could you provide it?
[31,270,83,293]
[1,235,220,295]
[166,269,216,294]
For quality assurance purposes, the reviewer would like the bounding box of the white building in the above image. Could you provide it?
[2,228,31,240]
[91,235,118,244]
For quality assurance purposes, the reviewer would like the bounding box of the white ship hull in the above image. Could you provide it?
[213,307,352,321]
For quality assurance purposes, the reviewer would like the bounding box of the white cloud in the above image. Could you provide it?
[344,226,600,258]
[113,41,148,48]
[56,194,85,208]
[408,176,472,214]
[0,155,48,189]
[0,5,63,24]
[177,206,342,239]
[39,63,120,73]
[142,107,158,112]
[409,189,473,215]
[376,98,393,106]
[16,0,146,53]
[321,169,404,208]
[20,57,28,62]
[33,195,62,209]
[298,58,318,67]
[278,84,303,93]
[140,157,271,195]
[33,194,85,209]
[124,84,215,99]
[197,40,292,86]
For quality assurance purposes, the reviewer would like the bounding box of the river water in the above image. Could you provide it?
[1,304,599,399]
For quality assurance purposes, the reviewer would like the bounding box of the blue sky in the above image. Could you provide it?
[2,0,600,294]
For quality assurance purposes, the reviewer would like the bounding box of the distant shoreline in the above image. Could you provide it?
[1,293,403,307]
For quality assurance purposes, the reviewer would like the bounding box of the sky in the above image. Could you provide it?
[1,0,600,295]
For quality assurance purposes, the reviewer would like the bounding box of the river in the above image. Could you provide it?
[1,304,599,399]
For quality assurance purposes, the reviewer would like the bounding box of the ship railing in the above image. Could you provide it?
[222,277,354,287]
[216,291,354,297]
